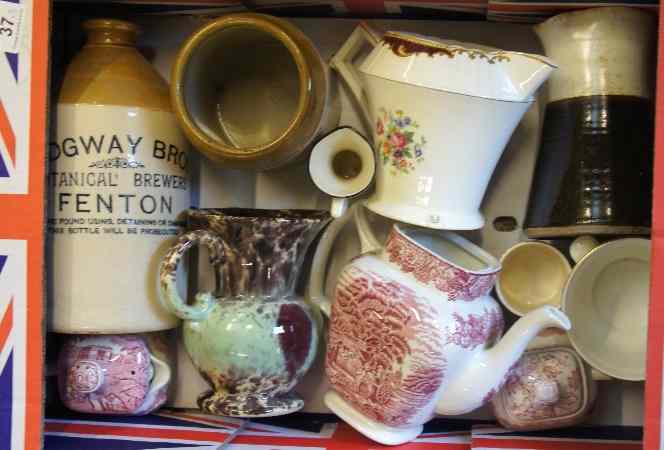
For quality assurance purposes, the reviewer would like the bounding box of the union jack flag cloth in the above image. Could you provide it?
[44,408,474,449]
[0,254,15,450]
[0,0,25,194]
[64,0,488,19]
[471,425,643,450]
[43,407,645,449]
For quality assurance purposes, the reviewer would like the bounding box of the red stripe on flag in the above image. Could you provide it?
[0,299,13,352]
[343,0,386,14]
[233,422,469,449]
[44,420,471,449]
[0,101,15,167]
[20,0,50,449]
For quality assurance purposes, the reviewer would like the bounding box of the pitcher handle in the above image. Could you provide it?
[159,229,233,321]
[331,22,380,134]
[309,201,382,318]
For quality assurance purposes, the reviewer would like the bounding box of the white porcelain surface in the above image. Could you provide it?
[360,30,556,102]
[325,390,423,445]
[332,24,554,229]
[309,203,571,445]
[49,105,188,333]
[535,7,656,102]
[309,127,375,217]
[363,77,532,229]
[497,241,571,316]
[563,238,651,381]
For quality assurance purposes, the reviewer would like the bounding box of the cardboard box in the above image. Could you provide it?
[3,1,663,448]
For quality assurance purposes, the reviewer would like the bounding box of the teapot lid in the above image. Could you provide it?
[359,31,556,102]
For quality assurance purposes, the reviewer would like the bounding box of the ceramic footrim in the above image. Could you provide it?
[182,297,318,416]
[324,390,423,446]
[366,198,485,230]
[198,390,304,417]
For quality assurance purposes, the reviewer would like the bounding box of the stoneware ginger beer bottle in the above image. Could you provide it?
[48,19,189,333]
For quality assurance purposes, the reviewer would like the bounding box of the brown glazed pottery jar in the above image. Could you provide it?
[171,13,340,171]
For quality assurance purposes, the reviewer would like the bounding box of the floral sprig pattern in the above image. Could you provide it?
[376,108,425,175]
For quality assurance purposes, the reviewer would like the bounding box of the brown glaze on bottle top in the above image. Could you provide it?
[58,18,171,110]
[84,19,139,46]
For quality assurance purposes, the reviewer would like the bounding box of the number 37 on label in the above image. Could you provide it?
[0,1,23,54]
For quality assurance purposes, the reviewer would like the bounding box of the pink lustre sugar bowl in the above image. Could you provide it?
[58,333,171,415]
[492,346,597,431]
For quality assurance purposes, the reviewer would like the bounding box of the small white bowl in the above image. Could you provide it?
[562,238,651,381]
[308,127,375,218]
[497,241,571,316]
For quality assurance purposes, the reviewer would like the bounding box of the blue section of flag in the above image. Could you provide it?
[0,154,8,178]
[43,435,210,450]
[424,417,491,434]
[47,408,226,430]
[0,255,6,275]
[5,53,18,81]
[489,426,643,441]
[44,409,243,449]
[0,352,13,450]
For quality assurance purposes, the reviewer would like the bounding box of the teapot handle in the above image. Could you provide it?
[331,23,380,135]
[309,201,382,318]
[159,229,234,321]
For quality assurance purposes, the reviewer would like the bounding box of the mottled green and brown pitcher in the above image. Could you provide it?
[159,208,330,417]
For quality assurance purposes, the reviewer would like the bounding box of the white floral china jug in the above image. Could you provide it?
[331,24,556,230]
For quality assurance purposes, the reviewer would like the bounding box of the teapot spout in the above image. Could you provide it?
[435,306,570,415]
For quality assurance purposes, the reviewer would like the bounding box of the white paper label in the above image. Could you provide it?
[49,104,189,239]
[0,1,23,54]
[47,104,189,333]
